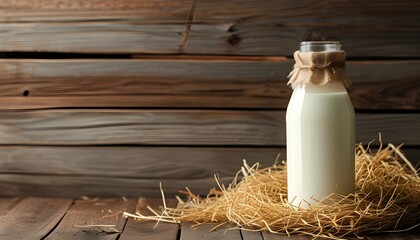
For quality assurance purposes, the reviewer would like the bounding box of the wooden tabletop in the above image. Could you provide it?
[0,197,417,240]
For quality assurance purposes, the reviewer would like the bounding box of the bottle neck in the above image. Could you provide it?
[300,41,341,53]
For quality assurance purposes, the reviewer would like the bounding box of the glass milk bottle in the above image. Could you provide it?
[286,41,355,208]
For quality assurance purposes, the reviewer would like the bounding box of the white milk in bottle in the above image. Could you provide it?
[286,41,355,208]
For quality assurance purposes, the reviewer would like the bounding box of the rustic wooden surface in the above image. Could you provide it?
[0,197,418,240]
[46,198,135,240]
[0,150,417,198]
[1,146,417,198]
[262,232,309,240]
[0,146,283,177]
[120,198,179,240]
[0,110,417,146]
[0,147,417,178]
[0,59,418,110]
[0,0,418,199]
[0,197,72,239]
[0,197,20,215]
[241,230,264,240]
[181,222,242,240]
[187,0,420,57]
[0,0,419,56]
[0,0,192,53]
[0,174,233,197]
[0,110,282,146]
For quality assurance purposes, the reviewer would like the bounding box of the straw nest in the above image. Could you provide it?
[125,141,419,239]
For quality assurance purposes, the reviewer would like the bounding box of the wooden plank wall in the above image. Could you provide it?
[0,0,419,197]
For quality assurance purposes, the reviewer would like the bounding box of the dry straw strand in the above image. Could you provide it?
[125,142,419,239]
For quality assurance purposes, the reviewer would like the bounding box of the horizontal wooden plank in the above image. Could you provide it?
[45,198,136,240]
[0,110,418,146]
[0,174,233,197]
[355,114,420,146]
[0,59,418,110]
[0,197,72,239]
[0,1,419,56]
[0,146,417,178]
[0,0,193,22]
[0,23,186,53]
[0,146,282,178]
[187,20,420,58]
[0,58,286,109]
[346,61,420,110]
[180,222,242,240]
[120,198,179,240]
[0,0,192,53]
[0,198,20,216]
[0,147,417,198]
[187,0,420,57]
[241,230,263,240]
[261,231,301,240]
[192,0,420,23]
[261,231,420,240]
[0,110,282,146]
[3,0,418,21]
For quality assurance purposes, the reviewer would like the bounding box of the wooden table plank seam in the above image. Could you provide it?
[45,197,136,240]
[0,197,74,240]
[120,198,180,240]
[240,229,264,240]
[41,198,76,239]
[0,197,22,216]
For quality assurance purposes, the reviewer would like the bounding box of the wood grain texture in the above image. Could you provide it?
[0,110,281,146]
[0,197,72,240]
[0,59,418,110]
[355,114,420,146]
[347,61,420,110]
[375,234,420,240]
[0,0,193,21]
[0,23,186,54]
[241,230,263,240]
[0,198,19,215]
[0,58,287,109]
[0,148,417,198]
[45,198,136,240]
[180,222,242,240]
[261,231,419,240]
[0,1,419,56]
[187,0,420,57]
[0,143,414,184]
[0,110,418,146]
[121,220,179,240]
[0,174,233,197]
[0,0,190,10]
[120,198,179,240]
[0,146,283,177]
[262,232,310,240]
[0,0,192,53]
[187,20,420,57]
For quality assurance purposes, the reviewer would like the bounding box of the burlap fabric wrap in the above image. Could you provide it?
[287,50,350,89]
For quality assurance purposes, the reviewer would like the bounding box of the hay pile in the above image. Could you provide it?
[125,142,419,239]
